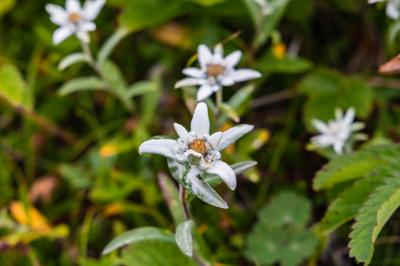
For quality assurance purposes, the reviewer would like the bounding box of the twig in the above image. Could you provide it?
[251,89,299,109]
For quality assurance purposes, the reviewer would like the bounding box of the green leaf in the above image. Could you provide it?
[258,53,313,74]
[317,175,383,234]
[218,85,254,124]
[349,173,400,264]
[245,191,317,266]
[98,28,130,66]
[313,145,400,190]
[0,63,33,110]
[118,0,185,33]
[175,220,195,256]
[58,53,90,70]
[121,241,196,266]
[219,103,240,122]
[158,172,185,225]
[126,80,158,98]
[188,0,226,6]
[102,227,175,255]
[59,164,92,189]
[58,77,108,96]
[0,0,15,15]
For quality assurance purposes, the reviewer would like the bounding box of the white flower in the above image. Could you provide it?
[311,108,364,154]
[369,0,400,19]
[253,0,273,15]
[175,44,261,101]
[46,0,105,45]
[139,102,253,194]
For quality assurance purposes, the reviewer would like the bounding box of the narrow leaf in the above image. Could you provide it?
[102,227,175,255]
[98,28,130,66]
[175,220,195,256]
[126,80,158,98]
[58,53,90,70]
[158,172,185,225]
[58,77,108,96]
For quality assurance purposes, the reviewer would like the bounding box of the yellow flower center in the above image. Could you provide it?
[207,64,225,77]
[68,12,81,23]
[188,139,208,155]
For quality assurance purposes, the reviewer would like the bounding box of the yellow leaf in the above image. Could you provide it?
[10,201,51,232]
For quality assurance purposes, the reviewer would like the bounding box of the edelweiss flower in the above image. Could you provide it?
[139,102,253,200]
[369,0,400,19]
[46,0,105,45]
[311,108,364,154]
[175,44,261,101]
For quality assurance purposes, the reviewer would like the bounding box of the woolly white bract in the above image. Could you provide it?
[139,102,253,208]
[175,44,261,101]
[46,0,105,45]
[368,0,400,19]
[311,108,364,154]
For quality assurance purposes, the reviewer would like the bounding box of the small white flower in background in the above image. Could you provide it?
[253,0,273,15]
[46,0,105,45]
[368,0,400,19]
[311,108,365,154]
[139,102,253,204]
[175,44,261,101]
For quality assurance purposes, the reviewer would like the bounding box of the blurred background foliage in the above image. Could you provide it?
[1,0,400,265]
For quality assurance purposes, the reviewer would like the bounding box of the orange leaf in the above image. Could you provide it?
[10,201,51,232]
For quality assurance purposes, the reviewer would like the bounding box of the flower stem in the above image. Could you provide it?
[216,88,223,113]
[178,185,209,266]
[80,40,101,74]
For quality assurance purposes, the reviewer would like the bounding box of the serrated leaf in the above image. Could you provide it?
[58,77,108,96]
[102,227,175,255]
[98,28,130,66]
[317,175,382,234]
[349,173,400,264]
[0,63,32,110]
[175,220,195,256]
[58,53,90,70]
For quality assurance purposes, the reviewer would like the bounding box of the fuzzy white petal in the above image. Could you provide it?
[76,31,90,43]
[46,4,68,25]
[232,69,261,82]
[224,50,242,67]
[219,124,253,150]
[208,132,223,149]
[80,21,96,31]
[183,67,205,78]
[196,85,215,101]
[387,1,400,19]
[175,78,205,88]
[213,44,224,61]
[174,123,189,139]
[191,102,210,135]
[198,44,213,68]
[66,0,82,13]
[219,76,235,86]
[344,108,355,124]
[312,119,328,133]
[83,0,105,20]
[53,26,74,45]
[333,140,344,154]
[207,160,237,190]
[139,139,177,159]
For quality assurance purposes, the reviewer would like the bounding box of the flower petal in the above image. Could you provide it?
[232,69,261,82]
[208,132,223,148]
[80,21,96,31]
[219,124,253,150]
[175,78,205,88]
[219,75,235,86]
[83,0,105,20]
[224,50,242,67]
[207,160,236,190]
[46,4,68,25]
[66,0,82,13]
[191,102,210,134]
[53,26,74,45]
[76,31,90,43]
[213,44,224,62]
[343,108,355,124]
[312,119,328,133]
[139,139,177,159]
[182,67,205,78]
[196,84,215,101]
[198,44,213,68]
[174,123,189,139]
[387,1,400,19]
[333,140,344,154]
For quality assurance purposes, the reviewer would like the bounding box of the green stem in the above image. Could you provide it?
[216,88,223,113]
[80,40,101,75]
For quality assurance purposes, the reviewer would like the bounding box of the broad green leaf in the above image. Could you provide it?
[58,53,90,70]
[102,227,175,255]
[126,80,158,98]
[245,191,317,266]
[0,63,33,110]
[58,77,108,96]
[349,173,400,264]
[175,220,195,256]
[121,241,196,266]
[313,145,400,190]
[317,175,382,234]
[158,172,185,225]
[98,28,130,66]
[118,0,185,33]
